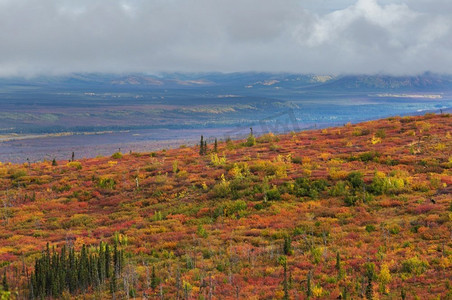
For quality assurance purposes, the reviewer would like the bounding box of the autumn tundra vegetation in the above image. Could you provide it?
[0,113,451,299]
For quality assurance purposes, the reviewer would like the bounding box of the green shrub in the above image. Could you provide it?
[111,152,123,159]
[365,224,376,233]
[217,200,248,217]
[294,177,328,199]
[329,181,348,197]
[257,133,278,143]
[401,257,428,275]
[344,193,359,206]
[389,225,400,235]
[375,129,386,138]
[358,151,381,162]
[213,174,231,198]
[98,177,116,189]
[266,187,281,201]
[370,171,407,195]
[311,247,322,264]
[347,171,364,189]
[291,156,302,164]
[245,133,256,147]
[9,169,27,179]
[197,225,208,238]
[65,214,94,228]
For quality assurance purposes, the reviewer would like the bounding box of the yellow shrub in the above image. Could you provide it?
[108,160,118,166]
[320,152,331,161]
[434,143,446,151]
[371,135,382,145]
[274,290,285,299]
[210,153,227,167]
[302,168,312,176]
[67,161,82,170]
[328,168,348,180]
[264,267,275,276]
[312,285,324,297]
[176,170,188,178]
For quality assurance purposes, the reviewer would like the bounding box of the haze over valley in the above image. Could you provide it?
[1,72,451,163]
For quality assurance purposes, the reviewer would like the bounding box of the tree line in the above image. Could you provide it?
[29,242,124,299]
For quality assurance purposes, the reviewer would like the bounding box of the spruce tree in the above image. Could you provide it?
[342,286,348,300]
[199,136,204,155]
[29,242,120,298]
[2,272,8,291]
[105,243,111,279]
[283,235,292,255]
[336,252,343,279]
[283,261,289,300]
[306,270,312,298]
[365,276,373,300]
[214,138,218,153]
[151,265,158,290]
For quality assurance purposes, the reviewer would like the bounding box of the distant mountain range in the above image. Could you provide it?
[2,72,452,92]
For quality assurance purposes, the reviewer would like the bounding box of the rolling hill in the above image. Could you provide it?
[0,113,451,299]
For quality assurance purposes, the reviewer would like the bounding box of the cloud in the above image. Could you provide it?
[0,0,451,76]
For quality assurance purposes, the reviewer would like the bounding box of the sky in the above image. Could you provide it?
[0,0,451,77]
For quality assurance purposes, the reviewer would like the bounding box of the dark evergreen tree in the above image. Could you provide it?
[29,242,122,299]
[199,136,204,155]
[365,276,373,300]
[282,261,289,300]
[283,235,292,255]
[105,243,111,279]
[151,265,158,290]
[336,252,343,279]
[2,272,8,291]
[214,138,218,153]
[364,262,375,300]
[306,270,312,298]
[342,286,348,300]
[401,287,406,300]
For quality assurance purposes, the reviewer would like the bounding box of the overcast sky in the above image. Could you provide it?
[0,0,451,77]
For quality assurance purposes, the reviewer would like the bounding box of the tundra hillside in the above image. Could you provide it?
[0,113,451,299]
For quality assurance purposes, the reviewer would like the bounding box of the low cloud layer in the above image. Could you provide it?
[0,0,451,76]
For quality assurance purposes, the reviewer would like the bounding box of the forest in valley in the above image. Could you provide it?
[0,113,451,299]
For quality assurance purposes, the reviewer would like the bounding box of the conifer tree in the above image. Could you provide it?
[283,261,289,300]
[306,270,312,298]
[151,265,158,290]
[342,286,348,300]
[336,252,343,279]
[214,138,218,153]
[2,272,8,292]
[283,235,292,255]
[199,136,204,155]
[365,276,373,300]
[105,243,111,279]
[28,242,122,299]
